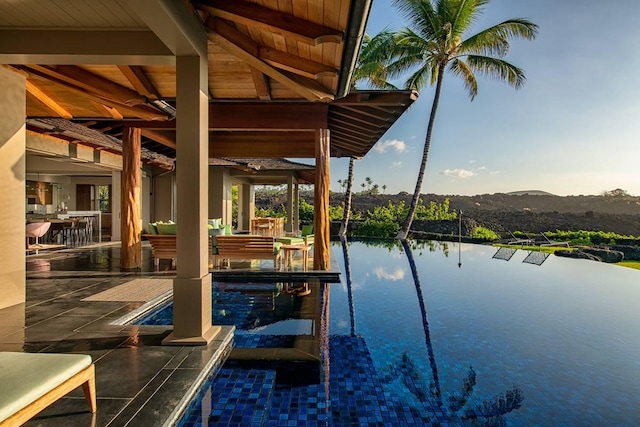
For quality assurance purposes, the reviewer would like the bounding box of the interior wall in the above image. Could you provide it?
[0,67,26,309]
[142,171,151,233]
[153,171,175,222]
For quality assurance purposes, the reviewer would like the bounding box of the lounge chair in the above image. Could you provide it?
[506,231,533,246]
[0,352,96,426]
[539,232,570,247]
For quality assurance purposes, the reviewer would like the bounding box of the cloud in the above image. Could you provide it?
[373,267,405,281]
[489,170,502,175]
[374,139,406,153]
[469,160,477,164]
[391,161,402,168]
[440,168,476,178]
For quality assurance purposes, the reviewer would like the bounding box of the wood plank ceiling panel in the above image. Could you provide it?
[83,65,136,91]
[0,0,145,27]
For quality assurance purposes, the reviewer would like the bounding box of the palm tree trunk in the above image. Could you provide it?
[339,157,355,237]
[397,64,446,240]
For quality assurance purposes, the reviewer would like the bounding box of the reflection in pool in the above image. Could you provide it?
[143,239,640,425]
[331,239,640,425]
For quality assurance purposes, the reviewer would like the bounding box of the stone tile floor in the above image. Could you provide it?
[1,243,235,427]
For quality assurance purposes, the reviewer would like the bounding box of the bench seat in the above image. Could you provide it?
[0,352,96,426]
[143,234,213,270]
[215,235,282,268]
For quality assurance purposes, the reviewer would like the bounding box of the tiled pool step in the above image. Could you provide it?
[179,367,276,427]
[178,336,419,426]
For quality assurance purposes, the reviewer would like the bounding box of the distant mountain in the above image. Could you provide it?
[505,190,556,196]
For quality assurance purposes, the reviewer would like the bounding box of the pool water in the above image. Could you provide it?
[139,240,640,426]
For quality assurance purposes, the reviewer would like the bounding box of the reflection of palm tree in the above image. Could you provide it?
[340,236,356,336]
[378,239,524,425]
[401,239,442,404]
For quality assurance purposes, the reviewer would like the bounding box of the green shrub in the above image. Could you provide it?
[355,219,398,238]
[471,226,499,241]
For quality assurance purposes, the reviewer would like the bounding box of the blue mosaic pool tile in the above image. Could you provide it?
[179,368,275,427]
[234,334,298,349]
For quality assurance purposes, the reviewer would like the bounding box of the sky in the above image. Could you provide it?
[325,0,640,196]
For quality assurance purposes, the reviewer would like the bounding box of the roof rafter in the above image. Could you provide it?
[117,65,160,99]
[258,46,338,79]
[20,66,167,120]
[25,79,73,119]
[206,17,334,102]
[193,0,343,46]
[26,65,146,106]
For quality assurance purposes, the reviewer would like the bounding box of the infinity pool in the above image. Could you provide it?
[139,240,640,426]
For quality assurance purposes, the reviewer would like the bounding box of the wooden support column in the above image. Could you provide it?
[0,66,26,309]
[286,173,295,233]
[313,129,330,270]
[238,183,254,232]
[121,126,142,269]
[163,55,220,346]
[293,181,300,233]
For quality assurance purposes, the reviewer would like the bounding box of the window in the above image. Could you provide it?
[98,185,111,212]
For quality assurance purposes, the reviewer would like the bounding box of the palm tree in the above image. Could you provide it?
[371,0,538,239]
[339,32,399,236]
[339,158,355,236]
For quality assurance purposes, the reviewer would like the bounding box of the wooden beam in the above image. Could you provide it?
[89,100,124,120]
[259,46,338,79]
[207,18,334,102]
[26,65,146,106]
[332,90,419,106]
[210,103,328,130]
[128,103,328,130]
[121,127,142,269]
[141,129,177,149]
[25,80,73,119]
[194,0,343,46]
[250,67,271,101]
[22,66,167,120]
[313,129,330,270]
[117,65,160,99]
[209,132,316,157]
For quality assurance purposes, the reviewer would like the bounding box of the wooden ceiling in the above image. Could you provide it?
[1,0,417,167]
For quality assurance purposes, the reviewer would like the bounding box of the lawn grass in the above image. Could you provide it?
[493,244,573,254]
[616,260,640,270]
[495,243,640,271]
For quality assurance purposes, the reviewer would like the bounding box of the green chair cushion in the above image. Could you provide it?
[0,352,92,421]
[301,224,314,236]
[156,223,177,235]
[276,237,305,245]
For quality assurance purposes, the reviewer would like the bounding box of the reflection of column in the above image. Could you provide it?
[320,282,331,407]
